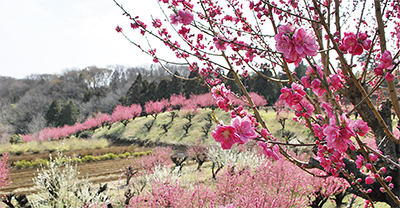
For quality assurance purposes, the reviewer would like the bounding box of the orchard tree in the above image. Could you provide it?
[114,0,400,206]
[112,104,142,126]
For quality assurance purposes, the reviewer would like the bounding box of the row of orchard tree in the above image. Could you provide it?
[23,91,267,142]
[0,62,295,140]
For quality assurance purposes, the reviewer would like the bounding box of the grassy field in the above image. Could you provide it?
[93,108,310,147]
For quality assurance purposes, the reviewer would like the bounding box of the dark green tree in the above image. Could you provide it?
[156,77,172,100]
[294,61,307,80]
[170,72,183,95]
[139,79,149,105]
[146,80,159,101]
[249,69,280,105]
[45,99,61,127]
[58,99,80,127]
[126,73,143,106]
[183,71,208,98]
[224,71,242,95]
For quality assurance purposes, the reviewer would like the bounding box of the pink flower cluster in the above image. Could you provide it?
[170,10,194,26]
[211,83,232,112]
[315,115,369,176]
[211,111,257,149]
[374,50,395,81]
[279,82,314,118]
[275,24,318,66]
[339,32,371,55]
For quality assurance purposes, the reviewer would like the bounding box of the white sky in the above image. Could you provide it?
[0,0,161,79]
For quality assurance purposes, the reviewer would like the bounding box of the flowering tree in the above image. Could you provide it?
[112,104,142,126]
[114,0,400,206]
[0,152,10,190]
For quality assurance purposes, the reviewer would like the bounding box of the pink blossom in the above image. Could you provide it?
[369,154,378,162]
[283,48,303,66]
[311,79,326,96]
[217,98,231,112]
[231,116,257,143]
[170,13,180,26]
[211,124,241,149]
[365,176,374,185]
[365,163,372,169]
[385,176,393,182]
[279,87,292,100]
[363,39,372,50]
[258,142,280,160]
[292,28,318,57]
[380,50,393,69]
[301,76,311,88]
[212,83,231,99]
[351,119,369,136]
[358,32,368,41]
[374,64,384,76]
[152,18,162,28]
[329,74,343,90]
[115,26,123,33]
[178,10,194,25]
[385,72,395,81]
[275,34,293,54]
[214,35,228,51]
[291,82,306,96]
[356,155,364,169]
[340,32,364,55]
[323,125,351,152]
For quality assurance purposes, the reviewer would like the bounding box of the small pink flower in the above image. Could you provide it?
[115,26,123,33]
[211,83,230,99]
[279,87,292,100]
[385,176,393,182]
[381,50,393,69]
[358,32,368,41]
[324,125,352,152]
[351,119,369,136]
[211,124,241,149]
[363,39,372,50]
[258,142,279,160]
[291,82,306,96]
[365,176,374,184]
[301,76,311,88]
[152,18,162,28]
[369,154,378,162]
[170,13,180,26]
[292,28,318,57]
[385,72,395,81]
[214,35,228,51]
[356,155,364,169]
[178,10,194,25]
[231,116,257,143]
[329,74,343,90]
[374,64,384,76]
[365,163,372,169]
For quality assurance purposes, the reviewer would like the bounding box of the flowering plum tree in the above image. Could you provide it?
[112,104,142,126]
[121,0,400,205]
[144,100,166,119]
[0,152,10,190]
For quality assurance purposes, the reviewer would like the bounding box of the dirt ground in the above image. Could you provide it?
[0,146,149,196]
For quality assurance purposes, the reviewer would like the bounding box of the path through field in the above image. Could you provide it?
[1,158,134,196]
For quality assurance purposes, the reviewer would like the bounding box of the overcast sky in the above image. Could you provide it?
[0,0,161,79]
